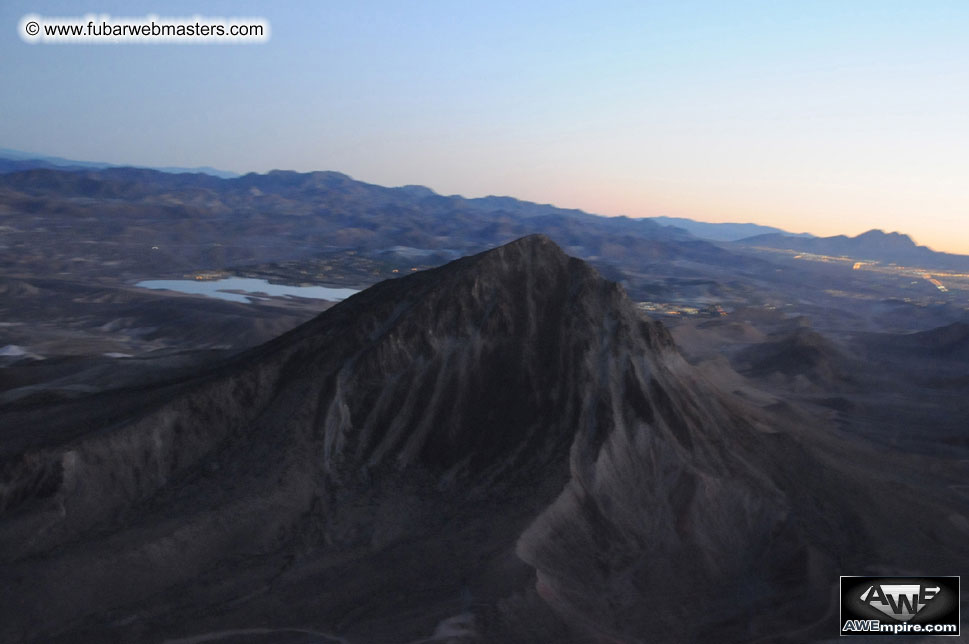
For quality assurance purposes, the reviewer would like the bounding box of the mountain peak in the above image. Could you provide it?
[856,229,914,244]
[449,234,576,280]
[489,233,560,255]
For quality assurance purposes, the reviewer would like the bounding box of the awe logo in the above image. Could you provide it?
[859,583,940,621]
[840,576,960,637]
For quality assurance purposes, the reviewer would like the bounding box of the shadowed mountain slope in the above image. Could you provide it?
[882,322,969,360]
[733,327,856,388]
[0,236,966,643]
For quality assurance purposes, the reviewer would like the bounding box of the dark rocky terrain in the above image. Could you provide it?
[2,165,969,642]
[1,236,967,643]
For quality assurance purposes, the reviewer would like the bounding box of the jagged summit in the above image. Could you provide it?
[857,228,911,240]
[484,231,557,252]
[404,233,575,279]
[281,233,635,362]
[855,228,917,248]
[422,233,567,266]
[457,234,579,282]
[475,233,583,265]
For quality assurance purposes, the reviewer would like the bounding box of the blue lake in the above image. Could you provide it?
[136,277,359,304]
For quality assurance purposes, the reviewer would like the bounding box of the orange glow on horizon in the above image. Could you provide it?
[500,176,969,257]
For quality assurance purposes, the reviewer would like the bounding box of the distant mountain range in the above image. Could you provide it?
[2,154,966,273]
[0,149,812,246]
[649,215,813,242]
[0,147,239,179]
[3,165,766,286]
[736,229,969,270]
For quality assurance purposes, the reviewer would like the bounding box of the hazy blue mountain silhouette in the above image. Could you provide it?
[651,215,813,241]
[0,147,238,179]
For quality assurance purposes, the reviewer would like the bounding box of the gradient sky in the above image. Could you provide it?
[2,1,967,253]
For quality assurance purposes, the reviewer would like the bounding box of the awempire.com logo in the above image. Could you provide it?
[841,576,960,636]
